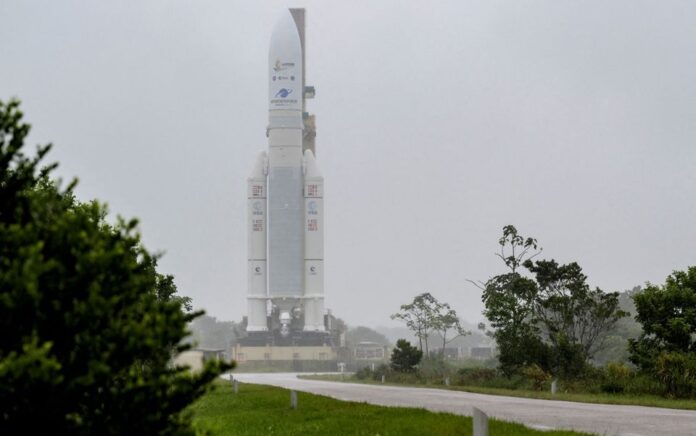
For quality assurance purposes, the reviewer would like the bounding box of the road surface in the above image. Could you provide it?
[232,372,696,436]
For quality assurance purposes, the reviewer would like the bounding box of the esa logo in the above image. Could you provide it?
[275,88,293,98]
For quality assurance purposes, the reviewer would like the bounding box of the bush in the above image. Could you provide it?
[0,99,231,434]
[600,362,632,393]
[355,366,373,380]
[655,352,696,398]
[390,339,422,373]
[419,357,450,380]
[370,364,388,381]
[523,364,551,391]
[623,373,665,396]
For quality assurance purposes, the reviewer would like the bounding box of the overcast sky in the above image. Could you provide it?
[2,1,695,328]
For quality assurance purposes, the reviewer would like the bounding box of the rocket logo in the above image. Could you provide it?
[275,88,293,98]
[273,59,295,72]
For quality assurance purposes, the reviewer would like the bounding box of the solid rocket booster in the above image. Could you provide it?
[246,9,325,334]
[246,151,268,332]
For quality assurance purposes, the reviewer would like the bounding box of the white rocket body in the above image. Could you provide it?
[246,9,325,336]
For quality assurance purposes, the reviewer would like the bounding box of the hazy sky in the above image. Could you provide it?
[2,1,695,328]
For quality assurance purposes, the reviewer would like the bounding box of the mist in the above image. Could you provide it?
[2,0,695,328]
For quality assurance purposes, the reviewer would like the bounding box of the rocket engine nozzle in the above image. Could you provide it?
[279,310,292,337]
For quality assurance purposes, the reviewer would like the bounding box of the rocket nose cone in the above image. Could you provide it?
[269,10,302,71]
[269,10,303,111]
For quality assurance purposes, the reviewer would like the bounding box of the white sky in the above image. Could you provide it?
[2,1,695,327]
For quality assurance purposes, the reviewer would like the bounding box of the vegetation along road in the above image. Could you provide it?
[232,373,696,436]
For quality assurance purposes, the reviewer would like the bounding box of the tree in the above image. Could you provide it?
[390,339,422,372]
[391,292,440,354]
[483,275,550,375]
[592,287,642,365]
[629,267,696,375]
[480,226,546,375]
[0,99,231,434]
[525,259,628,362]
[431,303,469,355]
[479,225,626,377]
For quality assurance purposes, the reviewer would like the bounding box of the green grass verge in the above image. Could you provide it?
[190,380,591,435]
[299,374,696,411]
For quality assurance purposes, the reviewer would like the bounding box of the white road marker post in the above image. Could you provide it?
[472,407,489,436]
[381,375,385,384]
[290,390,298,409]
[551,379,557,395]
[234,380,239,394]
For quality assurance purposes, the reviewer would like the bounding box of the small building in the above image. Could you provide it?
[354,342,386,360]
[428,347,464,360]
[470,346,493,360]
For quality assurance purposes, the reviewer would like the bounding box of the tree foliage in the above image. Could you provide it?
[431,302,469,354]
[495,224,541,273]
[391,292,439,353]
[481,225,627,377]
[526,259,628,361]
[629,267,696,397]
[390,339,422,373]
[391,292,468,355]
[481,226,546,375]
[591,287,642,365]
[0,99,231,434]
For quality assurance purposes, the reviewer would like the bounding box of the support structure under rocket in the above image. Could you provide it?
[245,9,327,345]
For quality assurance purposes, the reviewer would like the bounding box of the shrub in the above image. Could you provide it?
[372,364,390,381]
[655,352,696,398]
[601,362,632,393]
[419,357,450,380]
[0,99,231,434]
[523,364,551,390]
[354,366,373,380]
[623,373,665,396]
[390,339,422,373]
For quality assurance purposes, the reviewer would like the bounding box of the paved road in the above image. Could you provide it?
[232,372,696,436]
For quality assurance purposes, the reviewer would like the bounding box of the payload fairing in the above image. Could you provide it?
[246,9,327,344]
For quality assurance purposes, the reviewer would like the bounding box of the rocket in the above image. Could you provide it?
[246,9,325,339]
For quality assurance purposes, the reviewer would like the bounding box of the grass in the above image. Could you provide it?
[190,380,592,435]
[299,374,696,411]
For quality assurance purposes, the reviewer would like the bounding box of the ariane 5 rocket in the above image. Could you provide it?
[246,9,326,341]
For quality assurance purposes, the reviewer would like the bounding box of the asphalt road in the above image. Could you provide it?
[231,372,696,436]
